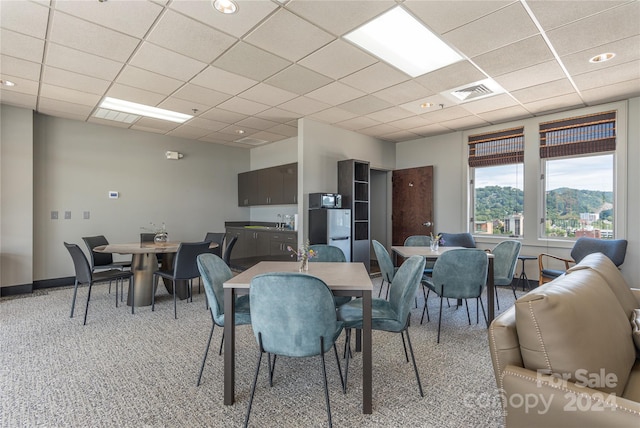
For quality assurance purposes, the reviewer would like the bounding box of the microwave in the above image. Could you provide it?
[309,193,342,209]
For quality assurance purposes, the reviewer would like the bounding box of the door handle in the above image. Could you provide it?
[422,221,432,227]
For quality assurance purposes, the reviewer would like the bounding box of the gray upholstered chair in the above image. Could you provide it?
[371,240,396,299]
[403,235,431,246]
[421,249,488,343]
[64,242,133,325]
[203,232,225,258]
[82,235,131,295]
[222,236,238,267]
[491,240,521,308]
[538,237,627,286]
[440,232,476,248]
[245,272,345,428]
[337,255,426,396]
[309,244,351,306]
[151,241,212,319]
[195,253,251,387]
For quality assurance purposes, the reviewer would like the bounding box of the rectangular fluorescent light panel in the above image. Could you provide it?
[99,97,193,123]
[344,7,463,77]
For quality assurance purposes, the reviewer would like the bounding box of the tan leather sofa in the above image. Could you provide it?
[489,252,640,427]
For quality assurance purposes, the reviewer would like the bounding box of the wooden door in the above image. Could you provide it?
[392,166,434,246]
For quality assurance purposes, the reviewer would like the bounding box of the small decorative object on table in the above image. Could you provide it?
[429,232,444,251]
[287,240,316,272]
[142,222,168,243]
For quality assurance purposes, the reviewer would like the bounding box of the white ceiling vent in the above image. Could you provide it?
[94,108,140,123]
[441,78,505,104]
[235,137,269,146]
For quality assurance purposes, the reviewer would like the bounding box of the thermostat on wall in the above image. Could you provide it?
[109,191,119,199]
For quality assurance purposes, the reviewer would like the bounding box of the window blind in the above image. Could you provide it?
[539,110,616,159]
[468,126,524,167]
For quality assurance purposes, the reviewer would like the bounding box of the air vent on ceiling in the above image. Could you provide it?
[450,83,493,101]
[441,78,505,104]
[235,137,269,146]
[94,108,139,123]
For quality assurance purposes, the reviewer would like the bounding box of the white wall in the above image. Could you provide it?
[0,105,33,287]
[31,113,249,281]
[396,98,639,285]
[298,118,396,243]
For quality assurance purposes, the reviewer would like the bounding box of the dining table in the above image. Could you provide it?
[391,246,496,325]
[94,241,217,307]
[223,261,374,414]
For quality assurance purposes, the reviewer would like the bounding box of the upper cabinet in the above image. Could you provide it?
[238,162,297,206]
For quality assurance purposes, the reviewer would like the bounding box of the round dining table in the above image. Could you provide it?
[94,241,217,307]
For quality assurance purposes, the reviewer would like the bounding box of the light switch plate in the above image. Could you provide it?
[83,211,90,219]
[51,211,58,220]
[64,211,71,219]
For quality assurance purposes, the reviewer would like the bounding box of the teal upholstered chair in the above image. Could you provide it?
[440,232,476,248]
[195,253,251,387]
[337,255,426,397]
[245,273,345,428]
[491,240,521,308]
[403,235,434,306]
[538,237,627,286]
[371,240,396,299]
[421,249,488,343]
[309,244,351,307]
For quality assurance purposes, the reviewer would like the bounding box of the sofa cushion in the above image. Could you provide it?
[567,252,638,317]
[515,269,635,396]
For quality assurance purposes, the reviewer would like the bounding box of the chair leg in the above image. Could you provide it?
[130,277,135,315]
[319,336,333,428]
[420,288,431,325]
[70,279,80,318]
[479,296,488,326]
[268,353,277,387]
[115,278,119,308]
[173,280,178,320]
[495,284,501,311]
[377,279,384,298]
[464,299,471,325]
[400,331,409,362]
[404,327,424,397]
[332,343,345,393]
[437,295,444,344]
[83,283,93,326]
[218,331,225,355]
[197,321,215,386]
[343,328,351,393]
[244,334,264,428]
[151,276,157,312]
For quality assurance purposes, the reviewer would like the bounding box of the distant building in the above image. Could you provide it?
[576,229,602,238]
[474,221,493,235]
[504,213,523,237]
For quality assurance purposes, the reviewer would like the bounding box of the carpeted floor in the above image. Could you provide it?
[0,276,517,427]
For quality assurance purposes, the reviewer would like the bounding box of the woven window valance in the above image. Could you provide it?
[468,126,524,167]
[539,110,616,159]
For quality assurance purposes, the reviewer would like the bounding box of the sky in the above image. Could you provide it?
[475,154,614,192]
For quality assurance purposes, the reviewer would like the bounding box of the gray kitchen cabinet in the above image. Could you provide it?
[226,227,297,266]
[269,232,297,257]
[238,163,297,206]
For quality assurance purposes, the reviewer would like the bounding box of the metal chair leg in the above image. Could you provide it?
[437,295,444,343]
[319,336,333,428]
[244,333,264,428]
[333,343,345,393]
[70,280,80,318]
[404,327,424,397]
[400,331,409,362]
[218,331,225,355]
[83,283,93,326]
[197,321,215,386]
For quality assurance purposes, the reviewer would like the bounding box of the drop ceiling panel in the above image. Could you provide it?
[48,11,139,62]
[199,108,247,124]
[0,29,45,63]
[562,36,640,76]
[308,107,359,124]
[116,66,183,96]
[0,90,37,109]
[245,9,334,62]
[39,83,101,107]
[235,116,279,131]
[306,82,366,105]
[169,0,278,39]
[373,80,434,105]
[278,96,331,115]
[267,123,298,137]
[510,79,576,104]
[0,0,49,38]
[255,107,301,124]
[213,42,291,81]
[494,60,567,92]
[106,83,167,107]
[336,116,381,131]
[581,80,640,104]
[42,66,110,95]
[187,117,228,132]
[53,0,164,38]
[44,43,123,81]
[298,40,376,80]
[338,95,392,115]
[166,125,211,140]
[265,64,333,95]
[238,83,298,106]
[190,66,258,95]
[472,35,554,77]
[172,84,232,107]
[475,104,533,123]
[216,97,270,116]
[415,61,485,94]
[441,2,539,58]
[132,117,180,132]
[158,97,209,116]
[146,10,237,63]
[339,62,409,94]
[521,92,585,114]
[0,75,39,96]
[527,0,630,32]
[573,61,640,92]
[1,55,42,81]
[129,42,207,81]
[459,93,519,115]
[366,106,414,123]
[38,97,93,118]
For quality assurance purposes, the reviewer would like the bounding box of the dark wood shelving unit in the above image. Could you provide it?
[338,159,370,272]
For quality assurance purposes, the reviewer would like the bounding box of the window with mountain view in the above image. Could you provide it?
[468,127,524,237]
[540,111,616,240]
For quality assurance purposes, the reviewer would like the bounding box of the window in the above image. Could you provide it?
[469,127,524,237]
[540,111,616,240]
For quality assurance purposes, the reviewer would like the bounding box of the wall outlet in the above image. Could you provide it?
[64,211,71,219]
[51,211,58,220]
[83,211,90,219]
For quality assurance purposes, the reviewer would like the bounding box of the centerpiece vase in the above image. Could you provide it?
[430,241,439,251]
[299,257,309,272]
[154,232,168,243]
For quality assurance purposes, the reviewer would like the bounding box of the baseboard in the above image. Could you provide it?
[1,283,32,297]
[1,276,75,297]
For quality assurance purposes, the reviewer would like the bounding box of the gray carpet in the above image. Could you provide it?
[0,276,515,427]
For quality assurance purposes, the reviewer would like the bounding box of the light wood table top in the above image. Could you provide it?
[94,241,217,254]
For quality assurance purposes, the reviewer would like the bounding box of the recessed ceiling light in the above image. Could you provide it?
[344,6,462,77]
[235,129,245,134]
[99,97,193,123]
[1,80,16,87]
[212,0,238,14]
[420,102,435,109]
[589,52,615,63]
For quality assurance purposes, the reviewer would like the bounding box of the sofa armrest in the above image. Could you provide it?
[631,288,640,307]
[501,365,640,428]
